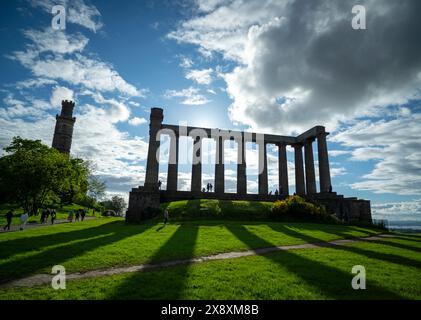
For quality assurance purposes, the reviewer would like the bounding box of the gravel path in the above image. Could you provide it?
[0,233,396,288]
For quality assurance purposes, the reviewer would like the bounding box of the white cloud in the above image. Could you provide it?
[50,86,74,107]
[23,28,89,54]
[372,200,421,221]
[15,78,57,89]
[9,29,142,97]
[128,117,147,126]
[28,0,103,32]
[332,109,421,196]
[179,56,194,69]
[165,87,211,105]
[185,68,213,85]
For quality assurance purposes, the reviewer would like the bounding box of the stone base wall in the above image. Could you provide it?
[126,189,372,224]
[125,186,160,223]
[309,193,372,224]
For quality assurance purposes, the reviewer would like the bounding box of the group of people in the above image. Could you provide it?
[67,208,87,222]
[202,183,214,193]
[3,210,30,231]
[2,206,92,232]
[40,208,57,225]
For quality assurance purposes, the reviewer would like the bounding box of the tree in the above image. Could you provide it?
[88,175,107,203]
[101,196,127,215]
[0,137,89,215]
[59,158,90,207]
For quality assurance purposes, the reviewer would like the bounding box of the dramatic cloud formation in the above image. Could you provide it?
[170,0,421,134]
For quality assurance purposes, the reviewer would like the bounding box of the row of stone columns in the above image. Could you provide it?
[145,108,331,195]
[150,133,331,195]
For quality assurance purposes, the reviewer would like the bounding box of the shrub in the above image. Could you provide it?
[270,195,339,223]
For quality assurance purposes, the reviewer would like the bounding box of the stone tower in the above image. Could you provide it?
[52,100,76,154]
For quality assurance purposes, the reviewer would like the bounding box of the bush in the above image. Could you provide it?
[270,195,339,223]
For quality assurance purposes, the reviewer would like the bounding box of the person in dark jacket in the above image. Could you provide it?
[3,210,13,231]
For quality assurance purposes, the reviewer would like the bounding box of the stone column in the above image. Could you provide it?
[304,138,317,195]
[237,134,247,195]
[293,143,305,195]
[317,131,332,193]
[191,136,202,193]
[167,132,179,192]
[278,143,289,196]
[258,142,268,195]
[144,108,163,190]
[215,136,224,194]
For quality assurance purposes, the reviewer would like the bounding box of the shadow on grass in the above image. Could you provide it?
[106,223,199,299]
[0,221,154,285]
[226,224,403,299]
[0,220,131,260]
[267,223,421,272]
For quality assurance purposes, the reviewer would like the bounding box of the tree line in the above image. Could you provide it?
[0,137,126,216]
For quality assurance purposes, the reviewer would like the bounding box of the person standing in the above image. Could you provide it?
[164,208,169,225]
[81,208,86,221]
[51,210,56,225]
[3,210,13,231]
[68,210,74,222]
[20,212,28,230]
[75,209,80,222]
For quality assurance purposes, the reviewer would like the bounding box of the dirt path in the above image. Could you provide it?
[0,234,396,289]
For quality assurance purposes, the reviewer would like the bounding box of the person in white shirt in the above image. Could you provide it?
[20,213,29,230]
[164,208,169,225]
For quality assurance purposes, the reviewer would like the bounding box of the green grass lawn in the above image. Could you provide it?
[0,225,420,299]
[0,217,380,280]
[1,199,419,300]
[0,203,98,226]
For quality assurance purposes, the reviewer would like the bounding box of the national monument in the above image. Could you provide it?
[126,108,372,224]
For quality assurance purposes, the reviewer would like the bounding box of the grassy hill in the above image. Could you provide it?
[0,200,420,299]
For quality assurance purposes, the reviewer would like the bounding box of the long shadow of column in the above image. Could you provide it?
[282,225,421,269]
[106,223,199,299]
[0,221,155,285]
[226,224,403,299]
[0,220,130,259]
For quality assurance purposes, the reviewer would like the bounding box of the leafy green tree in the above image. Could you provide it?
[0,137,89,215]
[101,196,127,215]
[88,175,107,203]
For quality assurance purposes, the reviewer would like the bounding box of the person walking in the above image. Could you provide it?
[163,208,169,225]
[20,212,29,230]
[40,209,47,224]
[75,209,80,222]
[3,210,13,231]
[81,208,86,221]
[51,210,56,225]
[68,210,74,222]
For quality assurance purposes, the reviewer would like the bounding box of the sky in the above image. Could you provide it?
[0,0,421,222]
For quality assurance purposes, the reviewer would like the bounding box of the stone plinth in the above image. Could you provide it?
[126,186,160,223]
